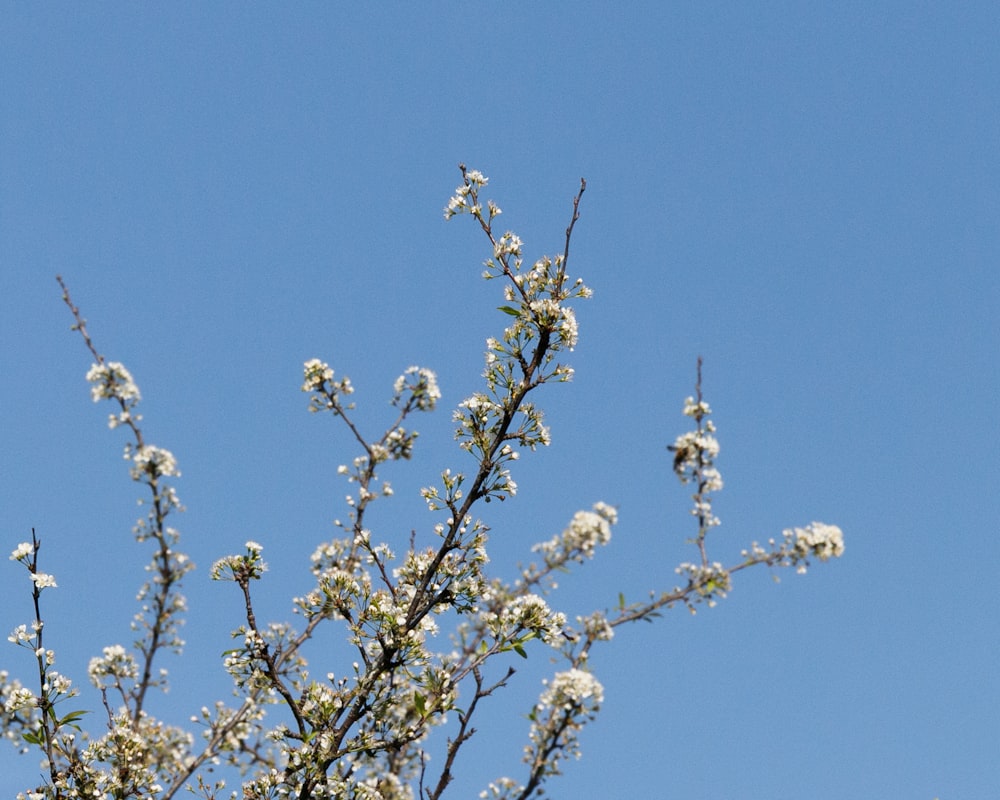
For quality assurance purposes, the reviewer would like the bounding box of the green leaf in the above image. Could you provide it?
[58,709,89,727]
[413,691,426,716]
[22,730,42,746]
[497,305,520,317]
[513,643,528,659]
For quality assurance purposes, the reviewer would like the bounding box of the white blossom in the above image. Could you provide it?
[86,361,140,404]
[538,668,604,710]
[790,522,845,569]
[129,444,179,480]
[4,686,36,714]
[30,572,57,589]
[9,542,32,561]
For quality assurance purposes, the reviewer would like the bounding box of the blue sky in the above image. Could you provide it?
[2,3,998,797]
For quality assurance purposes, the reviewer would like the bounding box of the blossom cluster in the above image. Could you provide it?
[532,502,617,568]
[392,366,442,412]
[517,668,604,790]
[88,644,139,687]
[789,522,846,570]
[484,593,566,647]
[86,360,140,404]
[738,521,845,576]
[302,357,354,414]
[128,443,180,480]
[537,668,604,712]
[443,168,489,219]
[669,390,723,533]
[674,561,732,608]
[210,540,268,583]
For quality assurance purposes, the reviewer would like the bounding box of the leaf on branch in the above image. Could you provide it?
[58,709,90,728]
[22,730,43,746]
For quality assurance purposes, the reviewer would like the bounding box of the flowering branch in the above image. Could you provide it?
[1,168,844,800]
[58,277,191,716]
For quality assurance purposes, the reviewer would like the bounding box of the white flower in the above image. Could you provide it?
[559,307,579,349]
[8,624,31,644]
[86,361,140,404]
[444,169,489,218]
[43,671,72,694]
[494,232,523,258]
[129,445,179,479]
[394,366,441,411]
[9,542,32,561]
[444,194,467,218]
[591,501,618,526]
[3,686,36,713]
[675,561,730,605]
[539,668,604,710]
[465,169,488,185]
[496,594,566,645]
[302,358,334,392]
[791,522,845,562]
[30,572,57,589]
[683,396,711,418]
[580,611,614,642]
[533,503,616,565]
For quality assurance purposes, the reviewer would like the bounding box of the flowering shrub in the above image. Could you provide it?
[3,166,843,799]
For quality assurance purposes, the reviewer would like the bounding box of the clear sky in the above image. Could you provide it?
[2,3,998,798]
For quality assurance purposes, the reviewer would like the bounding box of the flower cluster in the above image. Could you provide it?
[128,443,180,480]
[485,593,567,648]
[537,668,604,711]
[669,387,723,534]
[443,168,489,219]
[302,357,335,391]
[88,644,139,687]
[674,561,732,608]
[86,360,144,429]
[392,366,442,412]
[302,358,354,413]
[9,541,33,562]
[86,361,140,404]
[738,521,845,576]
[519,668,604,788]
[3,684,37,715]
[532,502,617,568]
[789,522,846,571]
[211,540,268,584]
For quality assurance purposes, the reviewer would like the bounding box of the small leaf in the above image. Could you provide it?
[513,643,528,659]
[497,305,520,317]
[58,709,89,727]
[413,691,426,717]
